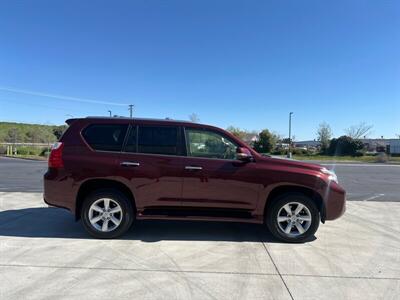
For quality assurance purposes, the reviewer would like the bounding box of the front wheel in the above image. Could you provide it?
[81,189,134,239]
[266,193,320,243]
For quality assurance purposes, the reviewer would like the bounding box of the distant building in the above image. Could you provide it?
[241,134,258,145]
[389,140,400,154]
[360,138,400,153]
[293,140,321,149]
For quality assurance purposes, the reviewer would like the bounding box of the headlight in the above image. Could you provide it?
[321,168,338,183]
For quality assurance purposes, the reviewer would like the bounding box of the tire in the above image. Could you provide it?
[81,189,134,239]
[266,193,320,243]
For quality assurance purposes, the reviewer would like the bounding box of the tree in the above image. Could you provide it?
[188,113,200,123]
[53,125,67,140]
[327,135,364,156]
[5,128,20,143]
[345,122,373,139]
[226,126,247,140]
[317,122,332,153]
[253,129,278,153]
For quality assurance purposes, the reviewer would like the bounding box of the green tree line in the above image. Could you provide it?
[0,122,67,144]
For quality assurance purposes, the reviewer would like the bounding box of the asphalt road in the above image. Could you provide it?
[0,156,399,201]
[0,157,45,192]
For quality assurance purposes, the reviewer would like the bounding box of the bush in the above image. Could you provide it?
[0,145,6,154]
[16,146,42,156]
[253,129,278,153]
[271,149,286,155]
[354,150,365,157]
[40,148,51,157]
[292,148,307,155]
[327,136,364,156]
[376,152,388,163]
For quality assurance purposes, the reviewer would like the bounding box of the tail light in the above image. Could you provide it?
[48,142,64,168]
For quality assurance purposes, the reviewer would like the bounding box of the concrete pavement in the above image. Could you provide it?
[1,192,399,299]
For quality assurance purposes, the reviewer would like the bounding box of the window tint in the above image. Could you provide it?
[124,126,137,153]
[137,126,179,155]
[82,124,128,152]
[185,129,238,159]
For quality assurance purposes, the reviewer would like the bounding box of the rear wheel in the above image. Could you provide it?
[266,193,320,243]
[81,189,134,239]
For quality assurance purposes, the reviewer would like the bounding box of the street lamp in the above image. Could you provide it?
[287,112,293,158]
[108,110,112,117]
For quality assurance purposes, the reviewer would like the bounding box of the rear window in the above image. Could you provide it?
[136,126,179,155]
[82,124,128,152]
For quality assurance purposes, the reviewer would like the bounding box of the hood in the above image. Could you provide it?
[258,155,324,172]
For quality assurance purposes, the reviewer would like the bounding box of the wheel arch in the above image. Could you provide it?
[75,179,136,220]
[263,185,325,223]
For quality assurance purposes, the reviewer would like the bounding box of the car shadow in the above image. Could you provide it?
[0,207,316,243]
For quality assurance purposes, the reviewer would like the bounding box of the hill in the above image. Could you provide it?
[0,122,67,144]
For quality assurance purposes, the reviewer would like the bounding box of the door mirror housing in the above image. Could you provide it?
[236,147,254,162]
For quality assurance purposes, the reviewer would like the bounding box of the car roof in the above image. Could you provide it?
[66,116,212,128]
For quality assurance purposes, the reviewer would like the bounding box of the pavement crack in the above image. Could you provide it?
[260,241,295,300]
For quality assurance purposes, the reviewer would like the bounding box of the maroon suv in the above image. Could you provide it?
[44,117,345,242]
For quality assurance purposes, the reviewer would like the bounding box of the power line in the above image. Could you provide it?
[0,86,128,106]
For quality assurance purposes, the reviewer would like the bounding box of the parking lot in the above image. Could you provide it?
[1,157,400,299]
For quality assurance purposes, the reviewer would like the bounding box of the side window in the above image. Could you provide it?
[82,124,128,152]
[185,128,238,160]
[137,126,179,155]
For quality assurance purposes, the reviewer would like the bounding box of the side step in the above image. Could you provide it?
[142,208,253,219]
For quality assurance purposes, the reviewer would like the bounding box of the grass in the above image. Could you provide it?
[291,155,400,163]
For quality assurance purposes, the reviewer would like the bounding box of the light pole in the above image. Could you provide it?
[287,112,293,158]
[108,110,112,117]
[128,104,134,118]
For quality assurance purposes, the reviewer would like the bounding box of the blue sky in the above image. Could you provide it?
[0,1,399,140]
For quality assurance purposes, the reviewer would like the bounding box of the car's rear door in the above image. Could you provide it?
[117,124,185,211]
[180,127,261,211]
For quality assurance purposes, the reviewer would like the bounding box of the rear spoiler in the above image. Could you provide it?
[66,118,79,125]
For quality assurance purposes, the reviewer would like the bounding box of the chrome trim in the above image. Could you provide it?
[120,162,140,167]
[185,165,203,170]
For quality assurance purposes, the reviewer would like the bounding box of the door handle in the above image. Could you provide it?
[185,165,202,170]
[120,162,140,167]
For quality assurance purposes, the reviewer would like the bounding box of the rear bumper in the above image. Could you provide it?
[43,168,76,214]
[323,182,346,221]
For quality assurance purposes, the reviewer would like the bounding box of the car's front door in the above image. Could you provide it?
[117,124,185,211]
[180,127,261,211]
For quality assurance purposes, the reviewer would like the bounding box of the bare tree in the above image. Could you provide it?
[317,122,333,152]
[188,113,200,123]
[345,122,373,139]
[226,126,246,140]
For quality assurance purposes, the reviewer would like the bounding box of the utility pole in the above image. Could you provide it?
[108,110,112,117]
[287,112,293,158]
[128,104,134,118]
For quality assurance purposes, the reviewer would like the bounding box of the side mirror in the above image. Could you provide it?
[236,147,254,162]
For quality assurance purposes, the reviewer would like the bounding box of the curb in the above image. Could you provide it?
[0,155,47,162]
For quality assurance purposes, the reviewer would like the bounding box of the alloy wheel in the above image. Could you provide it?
[276,202,312,237]
[88,198,123,232]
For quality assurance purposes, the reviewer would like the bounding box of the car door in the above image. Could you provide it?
[180,127,261,211]
[117,124,185,211]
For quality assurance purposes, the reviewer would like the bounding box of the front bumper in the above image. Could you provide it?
[323,181,346,221]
